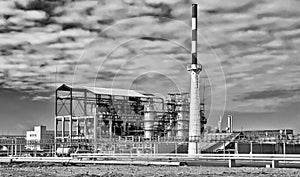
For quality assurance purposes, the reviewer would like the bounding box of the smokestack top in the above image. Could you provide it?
[191,4,198,65]
[192,4,197,17]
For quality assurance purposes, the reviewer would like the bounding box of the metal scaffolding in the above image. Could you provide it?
[55,84,167,150]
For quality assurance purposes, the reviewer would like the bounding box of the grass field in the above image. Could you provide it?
[1,164,300,177]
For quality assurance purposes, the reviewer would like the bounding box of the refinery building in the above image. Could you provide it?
[54,84,205,153]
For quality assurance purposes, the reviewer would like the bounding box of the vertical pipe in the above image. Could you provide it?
[84,118,87,137]
[55,90,58,117]
[94,115,97,147]
[69,118,72,142]
[62,117,65,142]
[123,121,127,134]
[76,119,79,136]
[235,142,238,154]
[109,120,112,139]
[54,90,57,154]
[99,114,102,140]
[70,89,72,142]
[144,99,155,139]
[14,139,17,156]
[84,91,87,115]
[227,115,233,133]
[54,118,57,148]
[11,144,13,156]
[188,4,202,155]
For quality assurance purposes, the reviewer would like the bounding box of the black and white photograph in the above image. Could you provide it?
[0,0,300,176]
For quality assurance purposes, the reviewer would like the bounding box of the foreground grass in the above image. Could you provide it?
[1,164,300,177]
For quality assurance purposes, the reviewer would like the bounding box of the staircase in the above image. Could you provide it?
[199,133,240,153]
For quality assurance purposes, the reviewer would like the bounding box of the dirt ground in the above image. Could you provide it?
[1,164,300,177]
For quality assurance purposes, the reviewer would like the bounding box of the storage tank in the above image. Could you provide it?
[56,147,73,157]
[177,101,189,138]
[144,100,156,139]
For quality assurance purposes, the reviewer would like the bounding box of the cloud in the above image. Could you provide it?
[0,0,299,116]
[237,88,300,100]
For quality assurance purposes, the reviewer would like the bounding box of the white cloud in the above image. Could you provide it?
[0,0,299,115]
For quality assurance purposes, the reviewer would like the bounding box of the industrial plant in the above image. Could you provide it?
[1,4,300,170]
[51,4,300,156]
[53,4,207,155]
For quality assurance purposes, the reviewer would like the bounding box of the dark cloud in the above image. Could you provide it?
[203,1,256,14]
[140,36,168,41]
[237,88,300,101]
[93,71,125,81]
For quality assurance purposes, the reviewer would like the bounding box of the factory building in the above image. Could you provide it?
[54,84,204,153]
[54,83,300,155]
[26,125,54,151]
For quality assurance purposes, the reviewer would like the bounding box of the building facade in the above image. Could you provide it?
[26,125,54,151]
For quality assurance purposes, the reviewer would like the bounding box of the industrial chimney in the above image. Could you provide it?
[188,4,202,155]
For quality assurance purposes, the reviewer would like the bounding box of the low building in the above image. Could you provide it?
[26,125,54,151]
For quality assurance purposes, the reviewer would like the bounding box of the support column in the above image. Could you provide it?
[228,159,236,168]
[84,118,87,138]
[250,142,253,154]
[94,115,97,143]
[62,117,65,142]
[54,117,57,153]
[70,88,73,142]
[76,119,79,135]
[54,89,58,156]
[109,120,113,139]
[19,144,22,156]
[84,91,87,115]
[123,121,127,135]
[235,142,238,154]
[14,140,17,156]
[69,117,72,142]
[272,160,279,168]
[98,114,102,140]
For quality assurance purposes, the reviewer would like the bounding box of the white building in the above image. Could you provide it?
[26,125,54,151]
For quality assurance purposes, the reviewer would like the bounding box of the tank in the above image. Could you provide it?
[56,147,73,157]
[177,103,189,138]
[144,100,156,139]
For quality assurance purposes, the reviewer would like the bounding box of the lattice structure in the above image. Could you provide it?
[55,84,166,150]
[55,84,212,154]
[164,93,190,139]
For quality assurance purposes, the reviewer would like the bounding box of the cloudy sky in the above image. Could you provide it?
[0,0,299,134]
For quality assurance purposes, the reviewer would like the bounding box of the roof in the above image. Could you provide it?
[57,84,154,98]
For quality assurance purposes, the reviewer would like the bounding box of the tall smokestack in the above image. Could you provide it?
[191,4,197,65]
[188,4,202,155]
